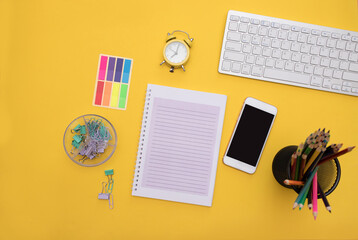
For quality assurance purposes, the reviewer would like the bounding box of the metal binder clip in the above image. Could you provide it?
[98,182,110,200]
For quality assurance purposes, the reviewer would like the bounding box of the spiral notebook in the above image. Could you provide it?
[132,84,227,206]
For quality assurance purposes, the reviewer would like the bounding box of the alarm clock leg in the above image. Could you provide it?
[181,65,186,72]
[160,60,166,65]
[170,66,174,73]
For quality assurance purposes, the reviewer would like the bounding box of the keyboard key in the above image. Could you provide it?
[310,46,320,55]
[342,34,350,41]
[232,62,241,72]
[240,17,250,23]
[352,36,358,42]
[291,42,301,52]
[336,41,346,50]
[266,58,275,67]
[323,78,332,88]
[304,65,314,74]
[327,39,337,48]
[261,20,270,27]
[329,49,339,58]
[333,70,343,79]
[252,66,264,76]
[287,32,298,41]
[332,33,340,39]
[261,37,271,47]
[339,61,349,70]
[281,24,290,30]
[222,60,231,71]
[230,15,240,21]
[353,88,358,93]
[251,36,261,45]
[291,52,301,62]
[349,53,358,62]
[248,25,258,34]
[238,23,249,32]
[278,30,288,39]
[229,21,238,31]
[321,31,330,37]
[323,68,333,77]
[301,54,311,63]
[343,72,358,82]
[301,28,311,34]
[343,81,353,87]
[251,18,260,25]
[311,76,323,86]
[311,29,321,36]
[275,60,284,69]
[320,58,330,67]
[272,49,282,58]
[268,28,278,38]
[258,27,268,36]
[317,37,327,46]
[330,59,339,68]
[294,63,304,72]
[285,61,294,71]
[264,68,310,85]
[255,56,265,65]
[311,56,320,65]
[242,34,251,43]
[224,51,245,61]
[291,26,301,32]
[281,41,291,50]
[246,55,255,64]
[307,35,317,45]
[342,86,351,92]
[271,39,281,48]
[298,34,307,43]
[271,22,280,28]
[319,48,330,57]
[346,42,356,51]
[332,84,341,90]
[226,42,242,51]
[282,51,292,60]
[241,64,251,74]
[339,51,349,60]
[301,44,310,53]
[227,32,241,41]
[242,44,252,53]
[314,66,324,75]
[349,63,358,72]
[252,46,262,55]
[262,48,272,57]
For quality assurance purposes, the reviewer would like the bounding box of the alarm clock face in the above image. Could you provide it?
[164,40,189,66]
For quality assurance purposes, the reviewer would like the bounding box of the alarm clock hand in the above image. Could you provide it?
[175,43,180,53]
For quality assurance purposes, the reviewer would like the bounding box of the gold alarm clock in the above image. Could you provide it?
[160,30,194,72]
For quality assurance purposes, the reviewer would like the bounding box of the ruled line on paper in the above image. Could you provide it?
[142,97,220,196]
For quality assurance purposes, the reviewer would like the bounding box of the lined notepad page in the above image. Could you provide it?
[143,97,220,196]
[132,84,227,206]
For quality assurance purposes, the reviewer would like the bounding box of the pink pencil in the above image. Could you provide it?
[312,172,318,220]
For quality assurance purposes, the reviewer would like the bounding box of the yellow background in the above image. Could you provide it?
[1,0,358,239]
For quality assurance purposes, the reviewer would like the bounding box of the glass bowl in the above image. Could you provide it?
[63,114,117,167]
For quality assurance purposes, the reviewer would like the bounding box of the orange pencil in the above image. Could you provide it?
[318,146,355,165]
[284,179,304,186]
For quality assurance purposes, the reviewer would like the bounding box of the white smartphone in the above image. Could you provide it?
[223,97,277,174]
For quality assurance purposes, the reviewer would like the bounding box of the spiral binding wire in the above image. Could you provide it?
[132,88,152,192]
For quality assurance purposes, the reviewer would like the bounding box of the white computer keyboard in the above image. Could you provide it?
[219,10,358,97]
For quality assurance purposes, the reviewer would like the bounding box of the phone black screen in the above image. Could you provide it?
[227,105,274,166]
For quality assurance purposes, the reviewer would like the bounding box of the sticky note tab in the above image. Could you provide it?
[122,59,132,84]
[94,54,132,110]
[105,169,114,176]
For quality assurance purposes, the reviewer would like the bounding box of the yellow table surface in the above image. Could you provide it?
[1,0,358,239]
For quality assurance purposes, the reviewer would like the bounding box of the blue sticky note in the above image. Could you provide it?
[122,59,132,84]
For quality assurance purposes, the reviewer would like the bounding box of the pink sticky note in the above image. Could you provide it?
[98,56,108,80]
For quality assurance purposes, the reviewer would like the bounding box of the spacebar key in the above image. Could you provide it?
[264,68,310,85]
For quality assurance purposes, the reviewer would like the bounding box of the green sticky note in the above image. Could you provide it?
[105,169,114,176]
[118,84,128,109]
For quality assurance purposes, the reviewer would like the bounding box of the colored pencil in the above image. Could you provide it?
[307,186,313,210]
[303,146,323,174]
[318,146,355,165]
[318,182,331,213]
[293,167,319,210]
[298,182,311,210]
[294,143,304,180]
[312,172,318,220]
[284,179,304,186]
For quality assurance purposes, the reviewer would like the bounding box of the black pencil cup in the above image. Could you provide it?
[272,145,341,197]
